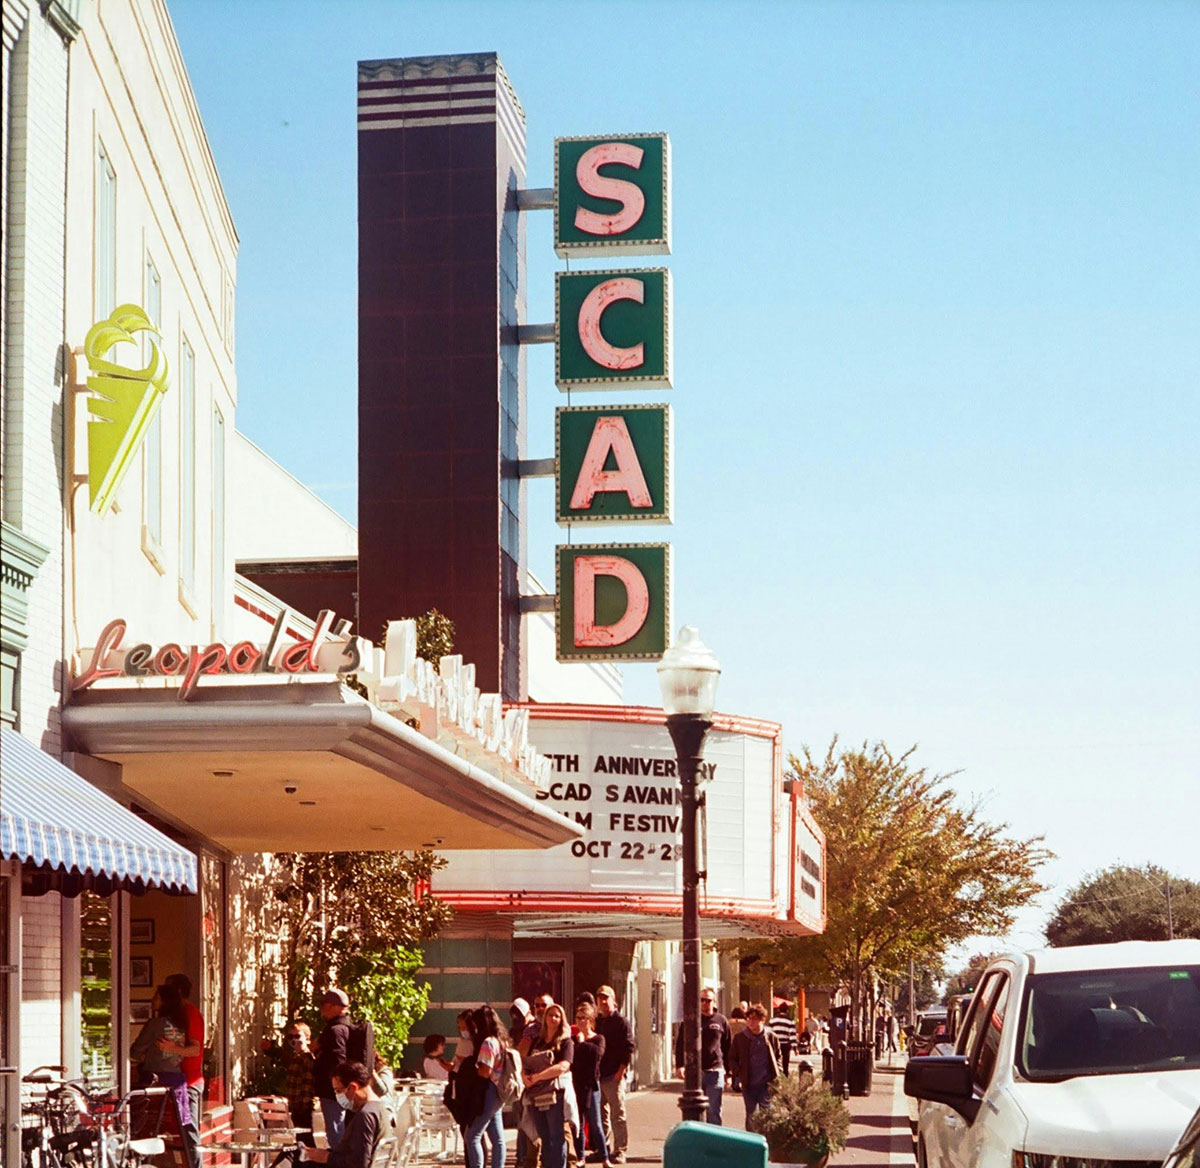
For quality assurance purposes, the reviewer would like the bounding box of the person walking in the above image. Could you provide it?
[768,1003,797,1077]
[315,989,354,1148]
[465,1006,509,1168]
[728,1004,781,1127]
[803,1009,823,1055]
[673,988,730,1125]
[157,974,204,1168]
[523,1003,574,1168]
[595,986,634,1164]
[727,1006,748,1091]
[571,1003,611,1168]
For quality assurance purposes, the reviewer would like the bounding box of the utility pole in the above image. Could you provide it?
[1166,877,1174,941]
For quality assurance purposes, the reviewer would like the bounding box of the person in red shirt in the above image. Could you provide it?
[158,973,204,1168]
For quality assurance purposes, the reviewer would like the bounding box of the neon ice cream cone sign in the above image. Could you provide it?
[81,304,169,516]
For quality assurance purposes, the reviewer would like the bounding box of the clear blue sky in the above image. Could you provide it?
[171,0,1199,947]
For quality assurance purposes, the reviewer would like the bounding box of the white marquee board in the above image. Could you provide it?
[434,715,778,902]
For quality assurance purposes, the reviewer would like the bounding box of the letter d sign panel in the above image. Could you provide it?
[556,544,671,662]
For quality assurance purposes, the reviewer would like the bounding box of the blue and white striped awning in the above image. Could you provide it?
[0,727,197,892]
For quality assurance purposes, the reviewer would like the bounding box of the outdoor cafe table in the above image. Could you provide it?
[200,1129,309,1168]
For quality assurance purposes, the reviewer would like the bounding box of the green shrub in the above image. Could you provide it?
[748,1074,851,1163]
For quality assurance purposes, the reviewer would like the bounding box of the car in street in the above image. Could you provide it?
[908,1008,950,1057]
[905,939,1200,1167]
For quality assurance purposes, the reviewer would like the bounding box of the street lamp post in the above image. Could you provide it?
[658,626,720,1125]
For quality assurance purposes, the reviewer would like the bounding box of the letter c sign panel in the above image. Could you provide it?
[556,543,671,662]
[556,268,671,391]
[555,133,670,257]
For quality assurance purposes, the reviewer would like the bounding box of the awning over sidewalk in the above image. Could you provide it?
[1,726,198,893]
[62,679,584,853]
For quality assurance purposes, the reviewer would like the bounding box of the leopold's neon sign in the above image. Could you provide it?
[73,610,361,700]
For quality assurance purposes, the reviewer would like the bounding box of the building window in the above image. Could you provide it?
[211,406,225,632]
[221,273,235,357]
[179,338,196,610]
[142,259,164,567]
[96,147,116,319]
[80,891,116,1084]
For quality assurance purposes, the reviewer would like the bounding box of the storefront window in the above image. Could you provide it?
[201,856,226,1102]
[80,892,115,1084]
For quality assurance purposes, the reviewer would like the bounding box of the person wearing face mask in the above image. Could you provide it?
[453,1011,476,1069]
[300,1062,391,1168]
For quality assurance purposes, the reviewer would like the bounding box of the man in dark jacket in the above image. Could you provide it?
[301,1062,391,1168]
[674,987,731,1125]
[315,989,353,1148]
[728,1004,782,1127]
[596,985,635,1164]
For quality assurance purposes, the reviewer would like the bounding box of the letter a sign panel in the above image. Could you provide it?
[556,544,671,662]
[556,405,671,525]
[554,134,670,258]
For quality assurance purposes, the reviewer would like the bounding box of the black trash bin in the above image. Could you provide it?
[845,1040,874,1096]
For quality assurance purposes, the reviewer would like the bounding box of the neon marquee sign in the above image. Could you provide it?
[73,610,361,700]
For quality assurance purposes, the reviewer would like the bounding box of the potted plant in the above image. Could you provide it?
[748,1073,851,1167]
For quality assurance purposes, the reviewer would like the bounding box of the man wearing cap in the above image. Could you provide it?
[315,989,353,1148]
[595,985,635,1164]
[508,999,540,1168]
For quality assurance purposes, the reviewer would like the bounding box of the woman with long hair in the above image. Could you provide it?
[130,984,192,1128]
[465,1006,509,1168]
[523,1001,574,1168]
[572,1002,612,1168]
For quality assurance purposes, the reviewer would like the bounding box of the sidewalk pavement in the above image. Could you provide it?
[833,1057,914,1167]
[620,1056,914,1167]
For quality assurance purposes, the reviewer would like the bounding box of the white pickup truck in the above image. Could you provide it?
[905,939,1200,1167]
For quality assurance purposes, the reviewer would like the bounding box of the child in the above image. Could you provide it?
[452,1011,475,1068]
[422,1033,453,1081]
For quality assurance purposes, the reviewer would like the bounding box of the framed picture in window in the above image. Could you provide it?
[131,919,155,945]
[131,1000,153,1024]
[131,957,154,987]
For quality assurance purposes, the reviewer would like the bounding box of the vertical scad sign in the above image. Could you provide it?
[552,133,674,663]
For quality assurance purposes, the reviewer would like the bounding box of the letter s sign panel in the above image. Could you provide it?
[556,268,671,390]
[555,133,670,257]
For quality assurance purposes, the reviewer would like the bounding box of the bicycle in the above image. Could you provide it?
[20,1071,169,1168]
[20,1066,90,1168]
[74,1084,170,1168]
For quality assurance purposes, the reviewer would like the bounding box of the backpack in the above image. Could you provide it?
[347,1018,376,1073]
[495,1047,523,1107]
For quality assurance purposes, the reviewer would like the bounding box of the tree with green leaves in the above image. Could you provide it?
[735,740,1051,1036]
[1045,864,1198,947]
[941,952,1000,1003]
[272,850,452,1063]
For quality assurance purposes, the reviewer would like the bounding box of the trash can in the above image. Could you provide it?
[845,1040,874,1096]
[664,1121,768,1168]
